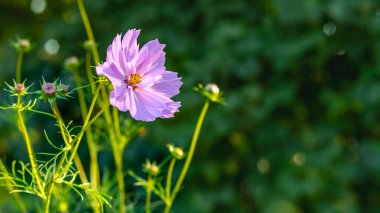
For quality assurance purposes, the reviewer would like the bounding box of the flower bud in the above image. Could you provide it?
[64,56,80,70]
[83,40,97,50]
[60,84,69,94]
[167,144,185,160]
[19,39,30,49]
[14,83,25,93]
[205,83,220,96]
[42,82,56,97]
[143,160,160,176]
[13,38,32,52]
[194,83,225,105]
[4,80,30,96]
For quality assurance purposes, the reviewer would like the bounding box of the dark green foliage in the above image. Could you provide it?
[1,0,380,212]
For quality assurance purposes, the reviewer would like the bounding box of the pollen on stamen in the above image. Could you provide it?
[126,73,142,86]
[129,74,141,86]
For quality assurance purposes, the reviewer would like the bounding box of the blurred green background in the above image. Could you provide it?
[1,0,380,212]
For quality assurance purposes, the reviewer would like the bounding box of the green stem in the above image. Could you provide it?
[76,0,100,64]
[63,85,102,173]
[164,202,170,213]
[85,50,95,85]
[43,87,104,212]
[164,158,176,213]
[166,158,176,200]
[110,131,126,213]
[16,95,46,198]
[0,160,28,213]
[117,159,126,213]
[75,3,126,213]
[145,175,152,213]
[73,65,101,213]
[43,180,55,213]
[52,102,89,184]
[112,107,122,142]
[15,51,24,83]
[169,100,210,211]
[51,103,70,146]
[103,93,126,213]
[73,68,100,189]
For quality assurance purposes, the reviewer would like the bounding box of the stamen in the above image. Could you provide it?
[126,73,142,86]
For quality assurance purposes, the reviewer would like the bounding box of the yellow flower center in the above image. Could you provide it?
[128,73,142,85]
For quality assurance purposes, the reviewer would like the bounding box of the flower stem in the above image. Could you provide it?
[85,50,95,85]
[117,158,126,213]
[163,158,176,213]
[166,158,176,199]
[43,86,104,212]
[16,95,46,198]
[15,51,24,83]
[110,129,126,213]
[63,85,102,172]
[112,107,122,140]
[103,94,126,213]
[51,102,89,184]
[168,100,210,211]
[73,68,100,189]
[0,160,28,213]
[43,180,55,213]
[145,175,152,213]
[75,2,126,212]
[76,0,100,64]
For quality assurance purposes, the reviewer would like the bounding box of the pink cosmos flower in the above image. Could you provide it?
[96,29,182,121]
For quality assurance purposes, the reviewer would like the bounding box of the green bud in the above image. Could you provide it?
[205,83,220,97]
[12,38,32,53]
[83,40,97,50]
[143,160,160,176]
[194,83,226,105]
[167,144,185,160]
[64,56,80,70]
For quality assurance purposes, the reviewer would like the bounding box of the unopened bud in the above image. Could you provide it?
[167,144,185,160]
[60,84,69,94]
[194,83,225,105]
[64,56,80,70]
[42,82,56,97]
[143,160,160,176]
[205,83,220,96]
[83,40,97,50]
[14,83,25,93]
[13,38,32,52]
[19,39,30,49]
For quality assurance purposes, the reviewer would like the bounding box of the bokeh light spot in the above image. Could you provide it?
[292,152,306,166]
[31,0,46,14]
[44,39,60,55]
[257,158,270,174]
[323,22,336,36]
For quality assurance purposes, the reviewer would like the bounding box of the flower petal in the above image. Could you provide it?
[96,61,125,87]
[151,71,183,98]
[110,86,137,115]
[122,29,140,60]
[106,34,121,65]
[161,102,181,118]
[135,39,166,77]
[129,89,170,121]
